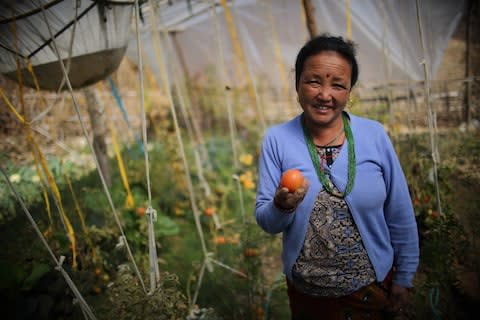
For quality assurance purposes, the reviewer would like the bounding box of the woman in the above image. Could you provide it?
[255,34,419,319]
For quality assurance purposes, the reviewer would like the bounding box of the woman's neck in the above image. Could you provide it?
[304,116,345,147]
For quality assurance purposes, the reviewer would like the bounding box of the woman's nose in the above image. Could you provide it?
[315,85,332,101]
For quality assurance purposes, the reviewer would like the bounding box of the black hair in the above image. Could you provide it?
[295,34,359,90]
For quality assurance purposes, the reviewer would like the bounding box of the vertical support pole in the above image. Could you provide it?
[84,87,111,187]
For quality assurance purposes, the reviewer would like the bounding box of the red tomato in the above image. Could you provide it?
[280,169,304,192]
[204,207,215,217]
[214,236,226,245]
[136,207,146,217]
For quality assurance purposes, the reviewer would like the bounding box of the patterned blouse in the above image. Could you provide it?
[291,144,376,297]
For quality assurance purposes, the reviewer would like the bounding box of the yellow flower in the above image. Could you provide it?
[239,153,253,166]
[242,179,255,190]
[31,174,41,183]
[175,207,184,216]
[239,170,253,182]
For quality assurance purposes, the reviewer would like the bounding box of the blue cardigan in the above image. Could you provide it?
[255,112,419,288]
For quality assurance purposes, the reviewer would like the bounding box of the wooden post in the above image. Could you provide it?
[83,86,111,187]
[302,0,317,39]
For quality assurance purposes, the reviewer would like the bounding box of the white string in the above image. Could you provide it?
[211,1,246,223]
[0,166,97,320]
[236,20,266,132]
[163,31,212,198]
[37,0,148,293]
[30,125,73,153]
[147,0,209,258]
[133,0,161,295]
[191,259,207,306]
[30,0,80,124]
[415,0,443,217]
[209,258,247,278]
[150,5,249,310]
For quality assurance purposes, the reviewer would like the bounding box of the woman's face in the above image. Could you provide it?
[297,50,352,129]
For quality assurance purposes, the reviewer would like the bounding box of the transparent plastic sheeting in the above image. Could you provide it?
[0,0,133,79]
[127,0,465,88]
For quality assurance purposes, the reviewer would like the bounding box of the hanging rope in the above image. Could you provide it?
[148,3,248,309]
[210,1,247,223]
[109,121,135,209]
[219,0,266,130]
[37,0,148,293]
[264,0,294,118]
[415,0,443,217]
[146,0,209,260]
[107,77,145,153]
[133,0,161,294]
[65,173,98,264]
[33,159,54,237]
[0,166,97,320]
[0,88,78,269]
[162,32,213,198]
[345,0,352,40]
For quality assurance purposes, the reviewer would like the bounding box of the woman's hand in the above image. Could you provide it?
[388,284,410,313]
[273,179,309,213]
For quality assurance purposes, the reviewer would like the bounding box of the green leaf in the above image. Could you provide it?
[154,214,179,236]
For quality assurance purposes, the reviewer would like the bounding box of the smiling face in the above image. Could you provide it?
[297,50,352,130]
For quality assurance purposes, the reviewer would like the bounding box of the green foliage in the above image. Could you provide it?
[98,266,189,319]
[0,157,94,224]
[393,132,477,318]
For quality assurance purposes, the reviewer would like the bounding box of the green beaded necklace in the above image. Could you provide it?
[301,112,356,197]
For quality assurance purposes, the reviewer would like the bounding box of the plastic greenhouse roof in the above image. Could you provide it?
[131,0,467,87]
[0,0,468,89]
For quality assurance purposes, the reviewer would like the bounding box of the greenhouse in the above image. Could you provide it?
[0,0,478,319]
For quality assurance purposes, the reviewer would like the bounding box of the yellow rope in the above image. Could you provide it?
[345,0,352,40]
[25,59,50,110]
[0,88,78,269]
[28,133,78,269]
[95,81,135,209]
[33,159,54,236]
[110,121,135,209]
[65,174,98,264]
[0,88,26,124]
